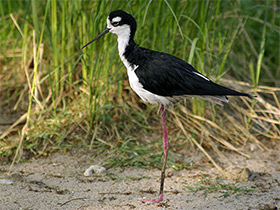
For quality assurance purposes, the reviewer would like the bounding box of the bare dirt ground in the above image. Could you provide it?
[0,146,279,210]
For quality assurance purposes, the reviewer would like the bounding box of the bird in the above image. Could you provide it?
[81,10,252,204]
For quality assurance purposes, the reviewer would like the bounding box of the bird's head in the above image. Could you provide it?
[81,10,136,49]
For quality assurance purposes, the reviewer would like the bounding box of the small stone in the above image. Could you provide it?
[255,203,278,210]
[167,171,173,177]
[249,143,258,151]
[84,165,106,176]
[0,178,14,185]
[226,167,252,181]
[263,203,277,210]
[239,168,251,181]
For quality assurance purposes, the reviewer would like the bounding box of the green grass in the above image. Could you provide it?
[103,138,191,169]
[0,1,279,171]
[185,176,256,198]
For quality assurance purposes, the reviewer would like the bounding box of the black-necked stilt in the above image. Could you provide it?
[82,10,252,203]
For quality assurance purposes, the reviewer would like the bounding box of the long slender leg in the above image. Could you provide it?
[142,104,169,203]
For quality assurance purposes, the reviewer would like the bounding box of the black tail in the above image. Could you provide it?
[210,82,253,98]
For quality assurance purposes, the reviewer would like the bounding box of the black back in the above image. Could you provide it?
[127,46,251,97]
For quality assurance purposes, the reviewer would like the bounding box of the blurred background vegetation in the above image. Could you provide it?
[0,0,279,172]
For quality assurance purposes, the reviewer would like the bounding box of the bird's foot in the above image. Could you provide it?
[141,193,163,204]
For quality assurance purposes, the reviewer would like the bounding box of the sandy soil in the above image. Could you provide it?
[0,147,279,210]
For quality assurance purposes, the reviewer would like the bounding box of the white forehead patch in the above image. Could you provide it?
[106,17,113,28]
[112,16,121,22]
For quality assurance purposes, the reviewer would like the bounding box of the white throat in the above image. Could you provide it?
[106,18,131,69]
[116,30,131,69]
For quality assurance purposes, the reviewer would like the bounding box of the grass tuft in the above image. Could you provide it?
[185,176,256,198]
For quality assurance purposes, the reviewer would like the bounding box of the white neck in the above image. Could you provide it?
[117,31,131,69]
[117,32,130,56]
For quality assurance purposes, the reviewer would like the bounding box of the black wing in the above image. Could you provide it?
[133,49,251,98]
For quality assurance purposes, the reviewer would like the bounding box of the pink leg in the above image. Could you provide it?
[142,105,169,204]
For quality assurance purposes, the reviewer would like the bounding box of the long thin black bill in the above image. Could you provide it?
[81,28,110,49]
